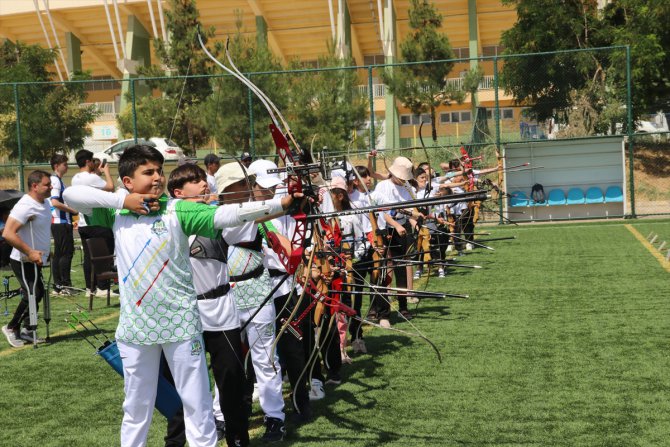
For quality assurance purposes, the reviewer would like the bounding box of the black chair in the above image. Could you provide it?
[85,237,118,310]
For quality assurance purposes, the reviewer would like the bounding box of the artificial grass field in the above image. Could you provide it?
[1,218,669,446]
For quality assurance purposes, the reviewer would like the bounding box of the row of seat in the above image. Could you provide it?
[510,186,624,207]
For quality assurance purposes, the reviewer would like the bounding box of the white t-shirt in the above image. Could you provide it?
[370,179,414,229]
[445,183,467,215]
[188,225,255,332]
[264,216,296,298]
[71,171,108,228]
[207,173,218,195]
[8,194,52,265]
[50,174,71,224]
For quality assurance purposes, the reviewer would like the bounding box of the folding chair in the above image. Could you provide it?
[85,237,118,310]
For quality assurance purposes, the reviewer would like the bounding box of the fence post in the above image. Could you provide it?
[130,79,138,143]
[368,66,376,172]
[13,84,24,191]
[248,74,255,158]
[626,46,636,218]
[493,56,503,224]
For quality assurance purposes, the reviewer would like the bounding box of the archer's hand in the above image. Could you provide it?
[124,193,160,215]
[394,224,407,236]
[281,192,307,211]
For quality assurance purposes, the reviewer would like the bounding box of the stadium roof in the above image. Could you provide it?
[0,0,515,78]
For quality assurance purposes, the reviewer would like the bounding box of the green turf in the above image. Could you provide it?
[1,219,669,446]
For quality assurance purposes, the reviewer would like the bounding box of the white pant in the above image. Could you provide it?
[117,338,217,447]
[239,305,285,420]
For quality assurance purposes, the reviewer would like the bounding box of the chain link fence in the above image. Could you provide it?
[1,46,668,219]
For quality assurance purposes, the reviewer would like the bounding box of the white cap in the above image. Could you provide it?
[248,159,283,189]
[215,162,249,192]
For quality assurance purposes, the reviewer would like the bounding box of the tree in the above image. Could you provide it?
[0,40,98,161]
[285,46,369,154]
[381,0,464,143]
[118,0,215,155]
[500,0,670,131]
[202,16,286,156]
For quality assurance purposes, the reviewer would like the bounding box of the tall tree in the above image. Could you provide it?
[202,16,286,156]
[0,40,98,161]
[381,0,464,142]
[118,0,215,154]
[501,0,670,131]
[285,46,369,154]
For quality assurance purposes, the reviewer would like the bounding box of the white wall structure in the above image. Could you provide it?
[503,137,626,221]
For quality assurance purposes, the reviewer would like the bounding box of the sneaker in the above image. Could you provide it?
[351,338,367,354]
[50,288,62,296]
[466,243,474,251]
[261,416,285,443]
[413,269,422,280]
[215,419,225,442]
[379,318,391,329]
[309,379,325,401]
[2,325,24,348]
[326,372,342,385]
[398,310,414,321]
[341,352,352,364]
[366,311,379,323]
[252,383,260,402]
[59,288,75,296]
[19,328,45,344]
[438,268,446,278]
[446,244,454,252]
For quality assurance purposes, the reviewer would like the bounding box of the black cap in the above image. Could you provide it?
[203,153,221,165]
[241,152,252,161]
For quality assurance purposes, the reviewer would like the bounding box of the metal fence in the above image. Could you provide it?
[1,45,669,220]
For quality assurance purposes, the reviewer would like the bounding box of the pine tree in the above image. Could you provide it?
[382,0,464,143]
[118,0,215,155]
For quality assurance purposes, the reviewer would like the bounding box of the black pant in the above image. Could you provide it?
[164,328,249,447]
[373,225,413,318]
[51,223,74,289]
[349,249,373,340]
[274,291,310,413]
[454,209,475,250]
[78,225,115,291]
[307,310,341,383]
[8,259,44,330]
[0,239,11,268]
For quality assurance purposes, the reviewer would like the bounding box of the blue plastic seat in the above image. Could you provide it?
[605,186,623,203]
[510,191,529,207]
[566,188,585,205]
[547,189,566,206]
[585,187,604,204]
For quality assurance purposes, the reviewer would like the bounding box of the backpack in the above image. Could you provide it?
[531,183,546,204]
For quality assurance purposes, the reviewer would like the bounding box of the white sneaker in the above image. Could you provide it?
[379,319,391,329]
[407,296,420,304]
[446,244,454,252]
[413,270,422,280]
[252,383,260,402]
[95,289,119,298]
[341,352,353,364]
[438,268,446,278]
[466,243,474,251]
[2,325,24,348]
[309,379,325,401]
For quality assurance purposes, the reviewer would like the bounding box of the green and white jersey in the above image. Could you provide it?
[88,196,219,344]
[228,243,272,310]
[63,186,284,345]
